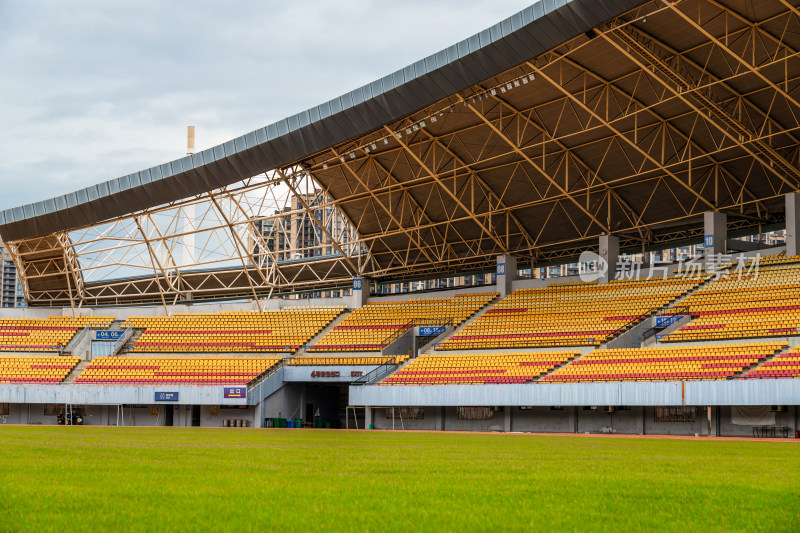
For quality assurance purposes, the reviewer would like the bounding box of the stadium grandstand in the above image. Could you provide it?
[0,0,799,436]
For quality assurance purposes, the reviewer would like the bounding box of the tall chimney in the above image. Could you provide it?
[187,125,196,155]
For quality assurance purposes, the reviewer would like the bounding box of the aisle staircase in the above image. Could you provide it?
[293,308,350,357]
[418,294,501,355]
[62,361,89,385]
[736,344,795,379]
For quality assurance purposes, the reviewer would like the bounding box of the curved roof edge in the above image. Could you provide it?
[0,0,644,242]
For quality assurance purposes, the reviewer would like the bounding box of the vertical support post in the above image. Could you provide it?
[707,406,712,437]
[642,407,646,435]
[703,211,727,262]
[786,193,800,256]
[496,255,517,297]
[365,407,372,429]
[573,406,579,433]
[351,277,369,308]
[504,406,511,432]
[254,400,262,429]
[599,235,619,283]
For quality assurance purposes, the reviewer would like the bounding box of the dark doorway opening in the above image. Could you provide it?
[191,405,201,427]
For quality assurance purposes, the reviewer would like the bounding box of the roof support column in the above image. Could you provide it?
[351,277,370,309]
[496,255,517,298]
[599,234,619,284]
[786,193,800,257]
[703,212,728,261]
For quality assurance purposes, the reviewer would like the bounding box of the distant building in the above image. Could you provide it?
[249,190,352,299]
[0,241,26,308]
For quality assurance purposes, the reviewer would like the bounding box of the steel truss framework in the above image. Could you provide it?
[7,0,800,307]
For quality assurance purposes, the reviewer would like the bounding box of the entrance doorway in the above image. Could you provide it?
[191,405,201,427]
[305,403,314,425]
[164,405,174,426]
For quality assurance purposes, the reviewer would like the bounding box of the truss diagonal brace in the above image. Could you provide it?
[386,125,511,253]
[464,100,611,234]
[526,62,717,213]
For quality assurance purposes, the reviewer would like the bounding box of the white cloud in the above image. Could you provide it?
[0,0,534,208]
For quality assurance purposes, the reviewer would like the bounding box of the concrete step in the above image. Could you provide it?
[248,359,285,389]
[626,275,716,348]
[294,308,350,357]
[420,294,501,354]
[62,360,89,384]
[118,329,145,353]
[531,350,585,382]
[736,344,792,379]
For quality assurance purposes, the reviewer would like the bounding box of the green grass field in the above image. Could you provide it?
[1,427,799,532]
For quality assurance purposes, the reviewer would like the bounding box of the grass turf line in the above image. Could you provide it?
[1,427,799,532]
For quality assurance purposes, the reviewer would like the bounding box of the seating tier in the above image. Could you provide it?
[440,278,701,350]
[308,293,496,352]
[381,351,579,385]
[541,342,785,383]
[287,355,410,366]
[0,355,81,383]
[123,307,344,353]
[74,356,281,385]
[0,316,114,352]
[665,262,800,341]
[745,347,800,379]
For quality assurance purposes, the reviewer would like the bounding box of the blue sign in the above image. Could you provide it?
[419,326,446,337]
[656,316,672,328]
[223,386,247,399]
[656,335,663,341]
[95,330,124,341]
[497,263,506,275]
[704,235,714,248]
[656,315,684,328]
[155,392,179,402]
[353,278,363,290]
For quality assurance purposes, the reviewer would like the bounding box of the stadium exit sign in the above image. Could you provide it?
[155,392,179,402]
[95,330,124,341]
[223,387,246,399]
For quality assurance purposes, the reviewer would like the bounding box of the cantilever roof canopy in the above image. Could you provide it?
[3,0,800,306]
[0,0,643,242]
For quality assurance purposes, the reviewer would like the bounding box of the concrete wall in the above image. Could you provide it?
[511,407,574,433]
[259,383,303,422]
[382,329,415,357]
[604,316,655,350]
[115,406,161,427]
[577,407,644,434]
[209,406,255,428]
[370,406,443,431]
[716,405,797,437]
[0,403,24,424]
[365,405,800,436]
[368,286,498,303]
[0,296,350,320]
[350,380,800,407]
[0,384,260,406]
[3,396,798,436]
[440,406,504,432]
[642,406,712,436]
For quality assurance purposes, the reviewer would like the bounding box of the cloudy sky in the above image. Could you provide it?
[0,1,533,210]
